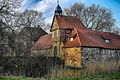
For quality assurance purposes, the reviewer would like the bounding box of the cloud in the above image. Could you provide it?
[33,0,55,12]
[20,0,84,23]
[33,0,77,12]
[19,0,31,11]
[32,0,80,23]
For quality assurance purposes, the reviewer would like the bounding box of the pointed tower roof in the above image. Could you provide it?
[55,4,62,12]
[55,0,62,15]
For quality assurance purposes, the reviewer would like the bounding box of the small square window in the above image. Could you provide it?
[61,30,65,34]
[52,32,54,38]
[56,30,59,37]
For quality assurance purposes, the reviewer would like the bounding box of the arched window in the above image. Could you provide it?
[54,46,57,57]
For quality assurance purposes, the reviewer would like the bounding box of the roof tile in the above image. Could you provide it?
[56,15,88,30]
[32,34,52,50]
[64,29,120,49]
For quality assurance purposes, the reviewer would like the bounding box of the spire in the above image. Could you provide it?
[55,0,62,16]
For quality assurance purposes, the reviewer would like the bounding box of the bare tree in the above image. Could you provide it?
[64,3,116,32]
[0,0,48,56]
[112,26,120,35]
[0,0,22,55]
[16,10,45,30]
[12,10,48,56]
[0,0,22,30]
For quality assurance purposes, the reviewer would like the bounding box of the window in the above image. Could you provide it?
[70,37,74,41]
[53,46,57,57]
[52,32,54,38]
[65,30,71,34]
[61,30,65,34]
[100,35,111,43]
[56,30,59,37]
[105,39,111,43]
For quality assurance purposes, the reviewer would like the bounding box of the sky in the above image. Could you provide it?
[19,0,120,28]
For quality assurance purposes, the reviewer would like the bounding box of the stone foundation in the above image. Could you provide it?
[81,47,120,75]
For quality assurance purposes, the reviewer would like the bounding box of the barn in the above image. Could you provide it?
[31,4,120,78]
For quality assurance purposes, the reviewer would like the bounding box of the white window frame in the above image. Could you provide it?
[105,39,110,43]
[57,30,59,37]
[70,37,74,41]
[52,31,54,38]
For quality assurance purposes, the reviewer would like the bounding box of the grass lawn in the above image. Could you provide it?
[0,72,120,80]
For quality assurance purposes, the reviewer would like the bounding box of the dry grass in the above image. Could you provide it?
[0,72,120,80]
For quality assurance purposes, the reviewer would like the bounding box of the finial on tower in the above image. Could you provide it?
[55,0,62,16]
[57,0,59,5]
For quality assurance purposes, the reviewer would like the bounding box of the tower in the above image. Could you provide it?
[51,0,63,58]
[55,0,62,16]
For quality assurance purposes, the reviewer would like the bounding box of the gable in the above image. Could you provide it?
[50,16,59,31]
[64,29,82,47]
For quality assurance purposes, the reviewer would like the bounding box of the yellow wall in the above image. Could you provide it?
[63,47,81,68]
[51,17,59,31]
[51,17,61,49]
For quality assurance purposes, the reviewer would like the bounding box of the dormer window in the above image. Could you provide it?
[69,34,77,41]
[70,37,74,41]
[100,35,111,44]
[105,39,111,43]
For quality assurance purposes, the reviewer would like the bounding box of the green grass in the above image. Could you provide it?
[0,72,120,80]
[49,72,120,80]
[0,76,46,80]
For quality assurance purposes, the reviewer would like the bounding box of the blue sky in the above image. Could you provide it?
[20,0,120,28]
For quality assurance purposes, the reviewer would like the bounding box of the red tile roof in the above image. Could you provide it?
[32,34,52,50]
[98,32,120,49]
[50,15,88,31]
[64,28,120,49]
[33,15,120,50]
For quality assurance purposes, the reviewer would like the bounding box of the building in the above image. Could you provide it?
[18,27,47,55]
[32,4,120,78]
